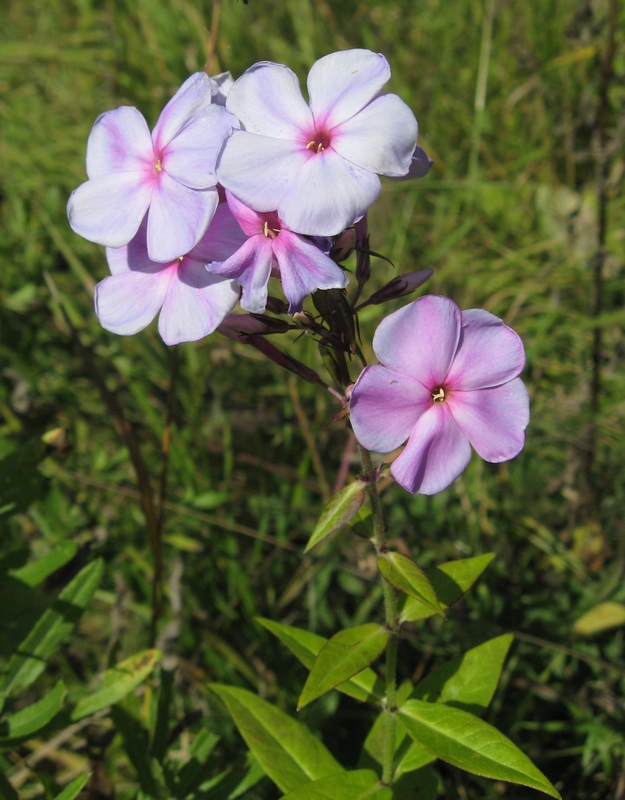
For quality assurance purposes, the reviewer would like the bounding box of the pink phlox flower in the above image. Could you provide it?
[206,191,349,314]
[68,72,238,262]
[216,49,419,237]
[349,295,530,495]
[95,202,246,345]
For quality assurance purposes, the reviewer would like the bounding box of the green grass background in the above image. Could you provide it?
[1,0,624,797]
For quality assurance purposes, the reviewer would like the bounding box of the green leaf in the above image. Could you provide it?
[573,602,625,635]
[0,681,66,745]
[71,649,161,721]
[8,542,78,588]
[398,699,561,798]
[359,682,415,773]
[0,559,104,698]
[257,617,385,704]
[304,480,367,552]
[280,769,392,799]
[298,624,389,710]
[210,684,343,793]
[53,774,90,800]
[111,704,161,797]
[399,554,495,622]
[411,634,514,715]
[378,552,444,616]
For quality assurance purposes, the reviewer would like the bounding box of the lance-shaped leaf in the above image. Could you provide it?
[573,601,625,636]
[257,618,385,704]
[9,542,78,588]
[398,699,561,798]
[298,624,389,710]
[305,480,367,553]
[71,649,161,721]
[0,559,104,698]
[53,774,90,800]
[281,769,392,800]
[378,552,444,617]
[0,681,66,745]
[411,634,514,715]
[210,684,343,793]
[399,554,494,622]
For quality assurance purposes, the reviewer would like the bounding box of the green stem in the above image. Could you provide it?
[358,445,399,786]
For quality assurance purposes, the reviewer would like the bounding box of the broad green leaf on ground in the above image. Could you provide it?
[573,602,625,635]
[0,681,65,745]
[398,699,561,798]
[8,542,78,588]
[411,635,514,715]
[210,684,343,793]
[53,774,90,800]
[377,552,444,616]
[257,617,385,704]
[305,480,367,552]
[280,769,392,800]
[298,624,389,710]
[399,554,495,622]
[0,559,104,698]
[71,649,161,721]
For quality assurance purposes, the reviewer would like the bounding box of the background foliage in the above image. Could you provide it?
[0,0,624,797]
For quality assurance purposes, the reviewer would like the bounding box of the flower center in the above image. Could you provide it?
[155,157,163,174]
[305,130,331,154]
[263,220,281,240]
[431,387,446,403]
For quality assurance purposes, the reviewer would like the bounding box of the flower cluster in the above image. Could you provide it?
[68,50,422,344]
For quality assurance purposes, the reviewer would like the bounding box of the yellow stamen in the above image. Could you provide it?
[263,221,279,239]
[431,387,446,403]
[155,158,162,173]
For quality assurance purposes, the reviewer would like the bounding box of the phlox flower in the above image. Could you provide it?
[68,72,237,262]
[217,49,419,237]
[206,191,348,314]
[349,295,530,495]
[95,203,246,345]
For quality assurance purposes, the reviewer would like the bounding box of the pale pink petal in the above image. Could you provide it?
[225,62,314,138]
[350,365,431,454]
[217,132,309,212]
[272,230,349,312]
[278,149,381,236]
[146,174,218,262]
[157,262,239,345]
[94,267,172,335]
[67,173,152,248]
[224,191,266,237]
[210,71,233,105]
[86,107,154,178]
[445,309,526,391]
[152,72,214,151]
[332,94,417,176]
[448,380,529,463]
[372,296,461,387]
[307,50,390,129]
[208,237,274,313]
[391,405,472,495]
[163,105,237,189]
[190,202,247,263]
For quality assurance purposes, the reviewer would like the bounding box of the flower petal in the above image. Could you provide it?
[190,201,247,263]
[163,105,237,189]
[445,309,526,390]
[372,295,461,387]
[449,379,530,463]
[332,94,417,176]
[152,72,214,151]
[157,261,239,345]
[86,107,154,178]
[217,132,308,212]
[146,173,218,262]
[391,404,472,495]
[307,49,390,129]
[208,237,274,313]
[94,266,171,335]
[273,230,349,312]
[226,62,314,138]
[223,191,266,237]
[349,365,431,453]
[278,148,381,236]
[67,173,152,248]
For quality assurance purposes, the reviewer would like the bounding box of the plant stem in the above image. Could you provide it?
[358,444,399,786]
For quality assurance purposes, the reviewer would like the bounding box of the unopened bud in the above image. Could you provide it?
[292,310,316,329]
[392,146,433,181]
[265,295,289,315]
[218,313,289,336]
[354,216,370,285]
[330,228,357,262]
[363,270,434,307]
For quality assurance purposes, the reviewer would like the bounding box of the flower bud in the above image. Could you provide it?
[362,270,434,307]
